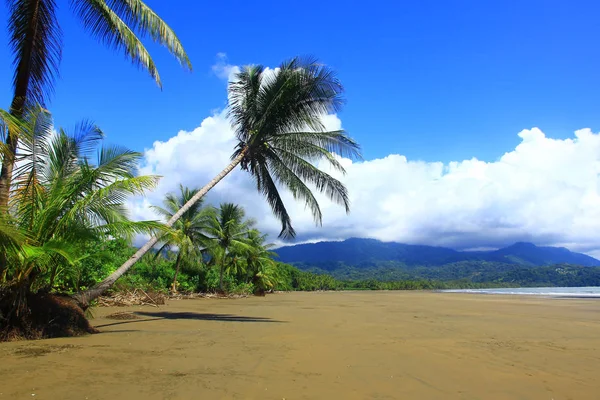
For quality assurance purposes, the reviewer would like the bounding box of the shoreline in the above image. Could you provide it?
[441,286,600,298]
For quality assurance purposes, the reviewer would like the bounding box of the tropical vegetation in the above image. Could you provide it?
[0,2,369,342]
[0,0,193,339]
[0,54,365,339]
[150,185,211,293]
[291,261,600,288]
[0,107,161,338]
[74,56,362,306]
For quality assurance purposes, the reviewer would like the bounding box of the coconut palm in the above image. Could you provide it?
[151,185,212,292]
[0,0,192,209]
[75,56,361,306]
[0,106,160,336]
[203,203,254,292]
[243,229,279,295]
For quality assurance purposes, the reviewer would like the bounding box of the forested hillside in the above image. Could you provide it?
[276,239,600,287]
[275,238,600,267]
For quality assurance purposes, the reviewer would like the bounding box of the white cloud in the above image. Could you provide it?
[129,55,600,257]
[131,107,600,257]
[211,53,240,82]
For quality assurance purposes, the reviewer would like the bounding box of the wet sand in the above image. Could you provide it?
[1,291,599,399]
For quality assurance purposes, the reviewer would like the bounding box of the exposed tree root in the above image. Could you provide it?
[0,290,97,342]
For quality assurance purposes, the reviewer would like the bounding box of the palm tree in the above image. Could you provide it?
[243,229,279,295]
[75,56,361,306]
[0,106,159,336]
[0,0,192,209]
[151,185,211,293]
[203,203,254,292]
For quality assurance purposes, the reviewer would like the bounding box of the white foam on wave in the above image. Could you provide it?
[443,287,600,297]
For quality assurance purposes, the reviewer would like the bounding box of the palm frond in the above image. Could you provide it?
[8,0,62,106]
[13,105,53,181]
[253,161,295,239]
[0,108,29,156]
[269,147,350,212]
[70,119,105,159]
[21,239,77,267]
[0,215,26,255]
[228,65,264,138]
[94,220,165,240]
[70,0,161,86]
[56,174,159,233]
[226,57,361,238]
[271,130,361,163]
[253,56,344,139]
[97,145,143,178]
[264,152,322,225]
[103,0,191,70]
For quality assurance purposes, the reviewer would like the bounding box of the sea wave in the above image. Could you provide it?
[443,287,600,297]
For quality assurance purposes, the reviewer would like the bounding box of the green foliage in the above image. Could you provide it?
[228,282,254,296]
[66,238,600,296]
[289,260,600,288]
[203,202,255,291]
[55,238,130,293]
[13,230,599,299]
[0,107,160,295]
[151,184,212,291]
[76,58,364,302]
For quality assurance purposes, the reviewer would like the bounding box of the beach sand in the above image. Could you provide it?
[1,291,598,399]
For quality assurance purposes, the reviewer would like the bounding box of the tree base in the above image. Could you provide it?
[0,290,97,341]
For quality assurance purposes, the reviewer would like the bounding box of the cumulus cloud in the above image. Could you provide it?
[131,53,600,256]
[130,105,600,257]
[211,53,240,81]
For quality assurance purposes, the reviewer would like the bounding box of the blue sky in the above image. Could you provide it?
[1,0,599,163]
[2,0,600,253]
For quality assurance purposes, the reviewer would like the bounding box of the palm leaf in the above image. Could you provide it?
[8,0,62,107]
[71,0,161,86]
[102,0,191,70]
[226,57,361,238]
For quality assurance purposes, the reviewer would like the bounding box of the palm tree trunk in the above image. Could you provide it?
[0,126,19,209]
[73,148,248,307]
[219,258,225,293]
[171,252,182,293]
[0,0,42,210]
[0,94,28,271]
[0,95,28,209]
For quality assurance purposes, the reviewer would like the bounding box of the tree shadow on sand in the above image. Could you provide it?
[95,311,285,328]
[136,311,285,323]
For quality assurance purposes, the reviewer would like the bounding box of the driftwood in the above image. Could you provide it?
[168,292,249,300]
[96,289,166,307]
[95,290,254,307]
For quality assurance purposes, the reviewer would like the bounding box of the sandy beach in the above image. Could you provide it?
[1,291,598,399]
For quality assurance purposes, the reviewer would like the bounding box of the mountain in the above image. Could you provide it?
[489,242,599,266]
[275,238,600,268]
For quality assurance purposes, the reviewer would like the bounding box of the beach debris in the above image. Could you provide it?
[168,292,249,300]
[96,290,250,307]
[104,312,141,320]
[96,289,166,307]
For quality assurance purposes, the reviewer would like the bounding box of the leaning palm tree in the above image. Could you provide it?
[151,185,212,292]
[203,203,254,292]
[0,0,192,209]
[75,57,361,306]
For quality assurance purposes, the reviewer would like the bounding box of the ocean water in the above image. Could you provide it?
[443,286,600,297]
